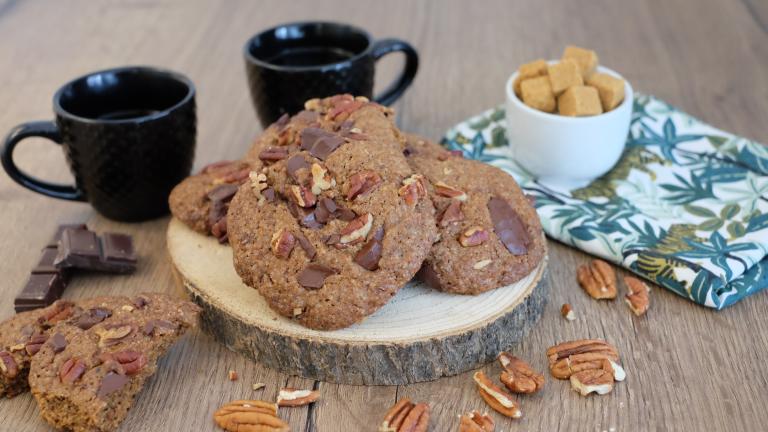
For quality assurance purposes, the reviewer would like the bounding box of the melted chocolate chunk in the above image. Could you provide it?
[49,332,67,353]
[418,265,443,290]
[297,264,337,289]
[262,187,277,203]
[294,232,316,260]
[354,227,385,271]
[294,110,319,123]
[299,127,345,160]
[73,308,112,330]
[207,184,239,238]
[207,184,239,203]
[97,371,130,399]
[274,113,290,128]
[300,127,332,150]
[286,155,310,182]
[487,196,530,255]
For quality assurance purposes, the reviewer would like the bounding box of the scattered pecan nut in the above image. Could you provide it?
[546,339,625,383]
[288,185,317,208]
[398,174,428,206]
[276,388,320,407]
[95,324,133,348]
[38,301,75,326]
[59,357,87,384]
[25,334,48,356]
[99,350,147,376]
[270,228,296,259]
[310,163,336,195]
[339,213,373,245]
[472,371,521,419]
[379,398,430,432]
[458,226,489,247]
[0,351,19,378]
[498,352,544,394]
[258,146,289,162]
[214,399,288,432]
[560,303,576,321]
[576,259,617,300]
[438,201,464,227]
[347,170,382,201]
[569,358,615,396]
[458,410,494,432]
[624,276,650,316]
[434,181,468,201]
[249,171,269,201]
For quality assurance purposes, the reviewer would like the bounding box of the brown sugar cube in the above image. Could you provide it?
[513,59,548,96]
[562,45,599,78]
[586,72,625,111]
[520,76,556,113]
[558,86,603,117]
[547,60,584,96]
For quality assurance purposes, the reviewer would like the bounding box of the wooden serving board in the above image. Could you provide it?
[167,218,548,385]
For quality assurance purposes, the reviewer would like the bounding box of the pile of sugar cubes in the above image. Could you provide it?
[513,46,625,116]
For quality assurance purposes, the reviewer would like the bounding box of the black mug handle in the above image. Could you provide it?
[1,121,85,201]
[370,38,419,106]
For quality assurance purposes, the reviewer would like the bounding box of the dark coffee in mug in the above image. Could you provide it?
[244,21,419,127]
[1,66,196,222]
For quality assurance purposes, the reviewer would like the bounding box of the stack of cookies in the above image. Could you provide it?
[169,94,546,330]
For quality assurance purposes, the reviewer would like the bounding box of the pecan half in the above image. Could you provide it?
[339,213,373,245]
[438,201,464,227]
[310,163,336,195]
[546,339,625,382]
[214,399,288,432]
[270,228,296,259]
[458,226,489,247]
[258,146,289,162]
[473,371,521,419]
[576,259,617,300]
[624,276,650,316]
[498,352,544,394]
[100,350,147,376]
[25,334,48,356]
[0,351,18,378]
[434,181,467,201]
[276,388,320,407]
[327,98,366,122]
[560,303,576,321]
[458,410,495,432]
[289,185,317,208]
[346,170,382,201]
[39,301,74,326]
[379,398,430,432]
[398,174,428,206]
[96,325,133,348]
[59,357,87,384]
[569,358,615,396]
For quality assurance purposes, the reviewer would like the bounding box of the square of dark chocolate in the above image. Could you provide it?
[102,233,137,264]
[47,224,88,248]
[14,273,67,312]
[32,247,62,274]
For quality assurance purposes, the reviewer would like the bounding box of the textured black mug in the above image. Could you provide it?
[244,21,419,127]
[1,66,196,222]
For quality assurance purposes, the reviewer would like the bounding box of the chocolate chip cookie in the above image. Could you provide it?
[227,95,437,330]
[403,135,546,294]
[0,300,75,397]
[29,293,199,432]
[168,110,322,242]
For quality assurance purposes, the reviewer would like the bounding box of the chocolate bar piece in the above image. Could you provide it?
[46,224,87,248]
[14,274,67,312]
[54,228,136,274]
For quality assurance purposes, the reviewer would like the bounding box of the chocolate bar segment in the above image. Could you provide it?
[54,228,136,274]
[14,274,67,313]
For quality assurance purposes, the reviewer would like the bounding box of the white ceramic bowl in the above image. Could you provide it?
[505,64,633,189]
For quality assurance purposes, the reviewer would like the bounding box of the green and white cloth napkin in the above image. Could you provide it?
[442,94,768,309]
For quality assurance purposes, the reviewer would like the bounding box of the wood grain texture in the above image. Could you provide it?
[0,0,766,430]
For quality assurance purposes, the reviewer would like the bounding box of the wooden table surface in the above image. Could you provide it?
[1,0,767,430]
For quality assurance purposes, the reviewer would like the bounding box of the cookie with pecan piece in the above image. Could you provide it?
[228,96,436,330]
[403,135,546,294]
[29,293,199,432]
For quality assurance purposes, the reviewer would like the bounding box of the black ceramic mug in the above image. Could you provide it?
[1,66,196,222]
[244,21,419,126]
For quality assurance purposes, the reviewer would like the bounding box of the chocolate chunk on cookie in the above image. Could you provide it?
[228,95,437,330]
[29,294,199,432]
[0,301,75,397]
[404,135,546,295]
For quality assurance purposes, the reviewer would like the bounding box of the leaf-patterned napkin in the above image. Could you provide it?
[442,94,768,309]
